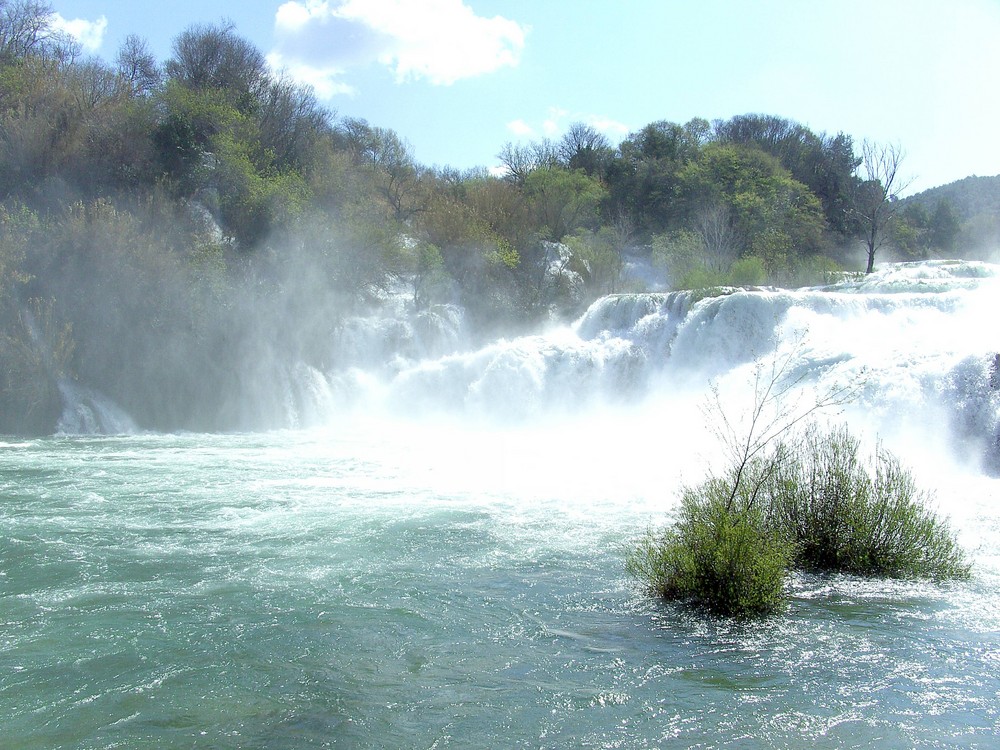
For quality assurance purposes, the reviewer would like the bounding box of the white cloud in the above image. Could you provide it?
[275,0,331,32]
[266,52,355,98]
[506,119,534,137]
[510,109,631,144]
[542,106,568,137]
[51,13,107,53]
[271,0,526,96]
[583,115,630,140]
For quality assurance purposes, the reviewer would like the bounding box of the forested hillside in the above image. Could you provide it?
[0,4,994,434]
[896,176,1000,258]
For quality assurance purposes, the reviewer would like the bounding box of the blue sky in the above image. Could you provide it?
[51,0,1000,194]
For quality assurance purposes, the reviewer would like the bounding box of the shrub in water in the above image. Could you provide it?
[629,424,970,618]
[627,461,793,618]
[769,424,971,580]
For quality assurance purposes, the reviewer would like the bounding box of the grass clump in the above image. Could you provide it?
[628,424,970,619]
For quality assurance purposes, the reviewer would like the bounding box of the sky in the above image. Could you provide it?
[50,0,1000,195]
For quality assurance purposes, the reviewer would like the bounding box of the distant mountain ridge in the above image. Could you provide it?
[903,175,1000,220]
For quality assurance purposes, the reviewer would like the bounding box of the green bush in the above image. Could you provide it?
[628,424,970,618]
[728,255,767,286]
[627,461,793,618]
[769,425,971,580]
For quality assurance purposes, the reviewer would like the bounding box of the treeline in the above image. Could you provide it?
[897,175,1000,257]
[0,4,976,433]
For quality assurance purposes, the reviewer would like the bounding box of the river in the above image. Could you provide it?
[2,260,999,748]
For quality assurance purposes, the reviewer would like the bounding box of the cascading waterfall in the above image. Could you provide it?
[51,259,1000,471]
[55,379,138,435]
[308,260,997,474]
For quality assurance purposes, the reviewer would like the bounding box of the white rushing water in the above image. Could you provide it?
[5,259,1000,748]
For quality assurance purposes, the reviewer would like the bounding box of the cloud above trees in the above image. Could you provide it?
[268,0,526,97]
[506,108,630,143]
[51,13,108,52]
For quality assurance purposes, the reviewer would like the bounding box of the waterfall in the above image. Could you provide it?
[56,380,138,435]
[52,259,1000,464]
[363,260,1000,471]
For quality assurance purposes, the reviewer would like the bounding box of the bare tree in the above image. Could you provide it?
[693,202,742,272]
[853,140,911,274]
[0,0,78,63]
[115,34,161,97]
[706,335,858,511]
[496,141,534,185]
[165,21,268,111]
[496,138,561,185]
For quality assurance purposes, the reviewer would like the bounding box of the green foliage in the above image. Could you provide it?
[768,424,971,579]
[713,114,859,235]
[628,467,793,618]
[0,296,69,434]
[565,226,625,296]
[728,255,767,286]
[409,241,452,309]
[778,253,843,288]
[0,203,68,433]
[651,229,706,287]
[523,166,606,241]
[679,143,826,266]
[629,423,970,618]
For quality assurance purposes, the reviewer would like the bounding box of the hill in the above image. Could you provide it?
[897,175,1000,258]
[903,175,1000,221]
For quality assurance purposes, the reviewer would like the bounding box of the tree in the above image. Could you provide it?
[713,114,860,236]
[677,143,826,274]
[853,140,911,274]
[0,54,88,200]
[603,119,706,234]
[558,121,611,177]
[523,166,606,241]
[256,73,330,172]
[0,0,77,64]
[165,22,267,113]
[496,139,561,185]
[692,202,742,273]
[928,199,960,253]
[338,118,427,221]
[115,34,161,97]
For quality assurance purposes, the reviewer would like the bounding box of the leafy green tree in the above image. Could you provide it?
[558,121,612,177]
[928,199,960,253]
[523,165,606,241]
[651,229,705,287]
[679,142,825,275]
[713,114,859,235]
[409,241,452,309]
[412,174,529,325]
[0,54,91,202]
[890,203,927,260]
[604,119,706,234]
